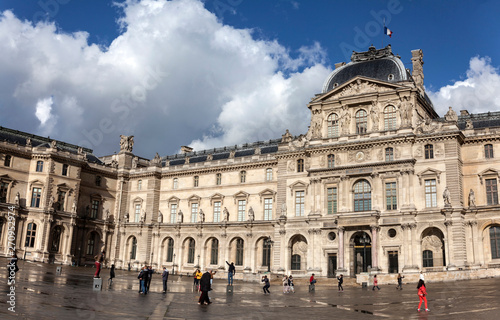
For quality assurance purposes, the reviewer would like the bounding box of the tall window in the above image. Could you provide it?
[0,182,8,203]
[210,238,219,265]
[138,180,142,190]
[170,204,177,223]
[213,201,221,222]
[266,168,273,181]
[240,171,246,183]
[36,161,43,172]
[216,173,221,185]
[297,159,304,173]
[424,144,434,159]
[291,254,301,270]
[31,187,42,207]
[354,180,371,212]
[295,190,305,216]
[25,223,37,248]
[187,238,195,264]
[131,237,137,260]
[86,233,96,255]
[385,182,397,210]
[485,144,494,159]
[173,178,178,189]
[194,176,199,187]
[356,109,368,134]
[56,190,66,211]
[166,238,174,262]
[385,147,394,162]
[490,226,500,259]
[422,250,433,267]
[238,200,246,221]
[327,187,337,214]
[327,113,339,137]
[4,155,12,167]
[135,203,141,222]
[264,198,273,220]
[235,239,244,266]
[191,203,199,222]
[62,164,68,176]
[50,226,62,252]
[327,154,335,168]
[384,106,397,130]
[95,176,101,186]
[424,179,437,207]
[90,200,99,219]
[262,240,270,267]
[486,179,499,205]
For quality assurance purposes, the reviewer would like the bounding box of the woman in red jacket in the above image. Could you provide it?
[417,279,429,312]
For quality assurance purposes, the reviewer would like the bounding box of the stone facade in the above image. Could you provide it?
[1,45,500,282]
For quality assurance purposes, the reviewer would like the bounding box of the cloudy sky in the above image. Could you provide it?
[0,0,499,158]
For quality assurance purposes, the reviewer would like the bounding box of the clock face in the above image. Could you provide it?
[356,151,364,161]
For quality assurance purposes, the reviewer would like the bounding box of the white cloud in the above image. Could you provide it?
[428,56,500,116]
[35,96,53,126]
[0,0,331,157]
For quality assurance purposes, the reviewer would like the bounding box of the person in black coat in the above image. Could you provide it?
[138,266,149,294]
[198,270,212,305]
[162,267,169,293]
[108,264,115,285]
[146,266,153,291]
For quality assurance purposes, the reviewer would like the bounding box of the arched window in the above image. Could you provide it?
[354,180,371,212]
[194,176,199,187]
[266,168,273,181]
[173,178,178,190]
[166,238,174,262]
[240,171,246,183]
[131,237,137,260]
[327,154,335,168]
[327,113,339,137]
[297,159,304,173]
[25,223,37,248]
[236,238,244,266]
[262,240,271,267]
[36,160,44,172]
[138,180,142,190]
[291,254,301,270]
[187,238,195,264]
[422,250,433,267]
[4,155,12,167]
[485,144,494,159]
[424,144,434,159]
[385,147,394,161]
[50,226,62,252]
[384,106,397,130]
[356,109,368,134]
[490,226,500,259]
[210,238,219,265]
[216,173,222,185]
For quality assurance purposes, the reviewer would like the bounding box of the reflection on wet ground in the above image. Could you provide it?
[1,258,500,319]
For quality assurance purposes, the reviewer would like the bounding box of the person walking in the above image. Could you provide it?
[417,279,429,312]
[337,274,344,292]
[147,266,153,292]
[282,275,289,293]
[194,269,202,291]
[108,264,115,285]
[162,267,169,293]
[198,270,212,305]
[138,266,149,294]
[372,275,380,290]
[396,273,404,290]
[226,261,235,286]
[288,275,295,293]
[262,275,270,294]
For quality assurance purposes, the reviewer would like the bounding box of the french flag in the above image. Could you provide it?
[384,26,393,37]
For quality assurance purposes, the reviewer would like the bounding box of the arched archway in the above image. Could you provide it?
[350,231,372,274]
[421,227,445,268]
[228,237,244,266]
[289,235,308,271]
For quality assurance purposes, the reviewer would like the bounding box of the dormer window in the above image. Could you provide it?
[388,74,394,81]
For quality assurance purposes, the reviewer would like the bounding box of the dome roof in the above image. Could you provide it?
[322,45,410,93]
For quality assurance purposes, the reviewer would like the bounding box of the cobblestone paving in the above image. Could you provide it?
[1,258,499,319]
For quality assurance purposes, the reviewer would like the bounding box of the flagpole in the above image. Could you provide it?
[382,18,385,48]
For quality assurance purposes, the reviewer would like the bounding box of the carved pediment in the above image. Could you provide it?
[478,168,500,184]
[167,196,180,203]
[209,193,225,206]
[416,168,442,185]
[188,194,201,204]
[233,191,250,204]
[289,180,309,196]
[258,188,277,202]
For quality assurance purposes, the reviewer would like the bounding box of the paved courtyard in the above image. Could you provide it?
[1,258,500,319]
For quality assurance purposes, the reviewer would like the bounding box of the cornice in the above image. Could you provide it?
[308,159,416,176]
[160,159,278,178]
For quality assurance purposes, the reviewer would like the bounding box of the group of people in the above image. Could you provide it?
[137,265,154,294]
[281,275,295,293]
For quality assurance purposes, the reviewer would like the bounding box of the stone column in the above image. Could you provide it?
[340,177,349,212]
[469,221,478,265]
[444,220,453,269]
[409,223,417,268]
[370,225,379,270]
[402,223,410,270]
[338,227,345,270]
[401,172,408,208]
[63,221,75,264]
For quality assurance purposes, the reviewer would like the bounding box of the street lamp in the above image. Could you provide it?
[264,237,274,273]
[196,254,200,268]
[172,253,176,275]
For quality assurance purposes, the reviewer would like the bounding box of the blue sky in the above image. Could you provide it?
[0,0,499,157]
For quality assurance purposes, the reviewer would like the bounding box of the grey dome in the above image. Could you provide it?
[322,45,409,93]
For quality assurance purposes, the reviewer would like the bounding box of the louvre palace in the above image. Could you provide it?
[1,45,500,283]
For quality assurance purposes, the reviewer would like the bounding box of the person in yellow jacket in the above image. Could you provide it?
[194,269,203,291]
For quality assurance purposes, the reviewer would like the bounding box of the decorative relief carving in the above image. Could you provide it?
[119,135,134,152]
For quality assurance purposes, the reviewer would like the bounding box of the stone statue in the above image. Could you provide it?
[444,106,458,122]
[199,209,205,222]
[223,207,229,222]
[71,201,77,213]
[158,211,163,223]
[468,189,476,208]
[77,146,83,154]
[48,196,55,208]
[132,157,138,169]
[281,129,293,143]
[341,106,351,134]
[124,212,129,223]
[110,159,118,168]
[26,138,32,147]
[178,210,184,223]
[119,135,134,152]
[50,140,57,149]
[105,209,110,221]
[465,119,474,129]
[15,192,20,206]
[370,101,379,131]
[248,207,255,222]
[281,202,287,217]
[443,187,451,206]
[140,210,146,223]
[151,152,161,166]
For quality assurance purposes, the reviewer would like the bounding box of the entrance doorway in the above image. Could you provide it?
[352,232,372,274]
[327,253,337,278]
[388,251,398,273]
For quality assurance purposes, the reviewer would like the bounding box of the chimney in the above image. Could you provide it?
[335,62,346,69]
[181,146,193,154]
[411,49,424,93]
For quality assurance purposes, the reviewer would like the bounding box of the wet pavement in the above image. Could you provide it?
[1,258,500,319]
